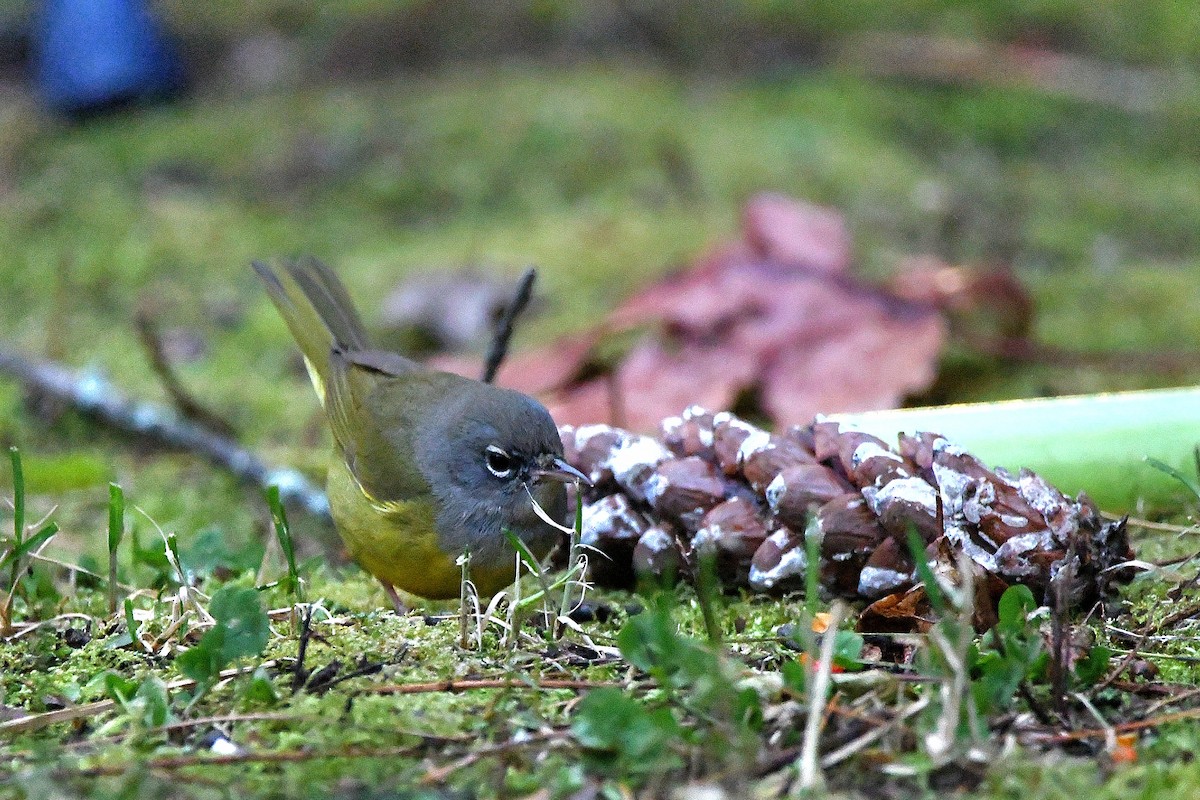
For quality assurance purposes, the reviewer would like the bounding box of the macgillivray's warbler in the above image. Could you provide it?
[253,257,586,608]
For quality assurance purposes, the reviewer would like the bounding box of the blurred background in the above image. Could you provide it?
[0,0,1198,566]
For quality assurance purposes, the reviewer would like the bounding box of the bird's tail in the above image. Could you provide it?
[252,257,371,402]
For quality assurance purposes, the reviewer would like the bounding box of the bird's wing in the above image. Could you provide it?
[325,351,467,507]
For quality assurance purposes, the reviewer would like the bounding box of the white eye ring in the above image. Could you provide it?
[484,445,514,478]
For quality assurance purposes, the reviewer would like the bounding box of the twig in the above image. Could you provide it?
[58,712,468,756]
[1142,686,1200,717]
[359,677,619,695]
[304,653,393,694]
[0,663,275,735]
[1137,599,1200,635]
[605,370,626,429]
[1028,705,1200,745]
[481,267,537,384]
[0,346,329,519]
[1,612,97,641]
[76,744,428,776]
[54,712,303,752]
[923,552,977,762]
[166,712,302,735]
[1094,628,1150,693]
[134,310,236,437]
[421,730,569,784]
[1049,542,1076,718]
[1074,692,1117,755]
[819,697,930,769]
[1112,514,1197,535]
[292,605,314,692]
[958,330,1200,375]
[843,32,1200,115]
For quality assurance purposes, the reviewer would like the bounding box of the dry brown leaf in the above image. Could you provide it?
[858,587,935,634]
[436,193,951,431]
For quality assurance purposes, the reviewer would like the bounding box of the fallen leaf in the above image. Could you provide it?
[742,192,851,273]
[1111,733,1138,765]
[475,192,949,431]
[857,587,935,634]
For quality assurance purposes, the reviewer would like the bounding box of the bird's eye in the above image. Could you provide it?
[484,445,514,478]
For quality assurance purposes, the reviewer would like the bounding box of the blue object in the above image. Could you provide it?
[31,0,186,116]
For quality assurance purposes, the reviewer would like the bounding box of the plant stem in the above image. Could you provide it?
[555,485,585,638]
[107,483,125,616]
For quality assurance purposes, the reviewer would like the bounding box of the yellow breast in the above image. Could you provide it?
[325,455,518,600]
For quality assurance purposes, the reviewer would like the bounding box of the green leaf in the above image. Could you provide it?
[184,526,262,576]
[832,629,865,672]
[103,633,135,650]
[1073,645,1114,687]
[266,485,303,602]
[907,528,945,615]
[572,688,681,774]
[123,597,139,646]
[734,686,764,731]
[134,676,172,728]
[616,600,676,675]
[177,585,270,686]
[804,518,822,613]
[781,659,807,695]
[177,634,224,686]
[572,688,638,752]
[107,483,125,556]
[131,526,171,579]
[997,584,1037,633]
[209,585,270,663]
[974,656,1025,712]
[87,671,138,705]
[1145,456,1200,503]
[616,597,718,689]
[242,665,279,706]
[164,531,187,585]
[2,452,109,494]
[694,552,723,644]
[0,522,58,572]
[503,527,544,573]
[107,483,125,614]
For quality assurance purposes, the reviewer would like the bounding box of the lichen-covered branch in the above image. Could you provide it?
[0,347,329,519]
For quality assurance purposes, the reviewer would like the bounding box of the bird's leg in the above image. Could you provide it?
[381,580,408,615]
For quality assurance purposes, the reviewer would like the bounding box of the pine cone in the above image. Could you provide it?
[561,410,1132,617]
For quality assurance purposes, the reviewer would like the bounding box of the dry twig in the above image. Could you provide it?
[134,309,236,437]
[360,678,620,695]
[0,347,328,518]
[481,267,537,384]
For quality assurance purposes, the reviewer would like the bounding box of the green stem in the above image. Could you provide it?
[9,447,23,548]
[555,486,585,638]
[108,483,125,616]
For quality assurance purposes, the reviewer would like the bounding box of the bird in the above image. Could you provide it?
[252,257,586,609]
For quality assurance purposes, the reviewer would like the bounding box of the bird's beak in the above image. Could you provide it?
[532,456,591,486]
